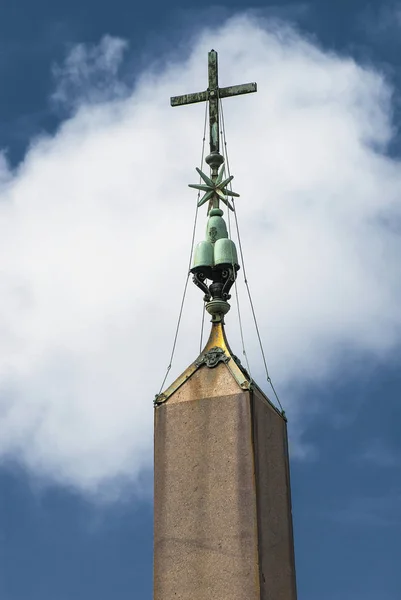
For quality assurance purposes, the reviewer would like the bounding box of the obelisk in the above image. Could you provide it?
[154,50,297,600]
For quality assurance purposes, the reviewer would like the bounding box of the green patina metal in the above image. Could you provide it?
[170,91,208,106]
[188,164,239,212]
[206,208,228,243]
[192,207,239,272]
[208,50,219,153]
[219,82,257,99]
[192,240,214,270]
[170,49,257,156]
[214,238,238,267]
[171,50,257,320]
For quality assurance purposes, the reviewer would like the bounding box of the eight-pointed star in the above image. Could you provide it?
[188,164,239,211]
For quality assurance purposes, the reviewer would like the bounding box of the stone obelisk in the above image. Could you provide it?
[154,50,297,600]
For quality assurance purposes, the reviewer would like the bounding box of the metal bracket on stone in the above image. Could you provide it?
[154,393,167,406]
[195,346,230,369]
[232,354,252,382]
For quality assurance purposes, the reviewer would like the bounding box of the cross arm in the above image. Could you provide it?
[170,82,257,107]
[170,91,208,107]
[219,82,257,99]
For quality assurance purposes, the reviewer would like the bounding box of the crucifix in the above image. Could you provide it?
[170,49,257,155]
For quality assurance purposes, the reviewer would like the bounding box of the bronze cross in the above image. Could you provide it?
[170,49,257,155]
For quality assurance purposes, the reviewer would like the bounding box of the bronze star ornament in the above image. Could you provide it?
[188,164,239,212]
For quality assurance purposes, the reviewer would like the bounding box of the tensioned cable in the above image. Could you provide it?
[219,107,253,381]
[156,103,208,398]
[199,302,206,353]
[219,98,285,414]
[232,276,253,380]
[222,155,253,377]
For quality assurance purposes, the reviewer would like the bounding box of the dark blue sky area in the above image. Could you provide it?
[1,0,400,164]
[0,2,401,600]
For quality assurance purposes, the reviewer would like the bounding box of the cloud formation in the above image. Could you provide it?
[0,15,401,497]
[51,34,129,109]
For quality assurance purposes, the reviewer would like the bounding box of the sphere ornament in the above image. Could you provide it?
[205,151,225,169]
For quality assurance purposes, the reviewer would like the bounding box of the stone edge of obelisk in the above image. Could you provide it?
[251,385,298,600]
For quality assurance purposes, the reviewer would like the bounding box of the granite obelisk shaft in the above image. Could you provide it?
[154,326,297,600]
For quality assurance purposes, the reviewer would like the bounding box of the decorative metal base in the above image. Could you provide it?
[206,299,230,322]
[195,346,229,368]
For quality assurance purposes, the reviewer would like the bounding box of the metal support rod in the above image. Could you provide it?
[208,50,219,155]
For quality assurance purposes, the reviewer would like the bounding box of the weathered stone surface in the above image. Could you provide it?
[252,386,297,600]
[154,362,297,600]
[166,360,240,405]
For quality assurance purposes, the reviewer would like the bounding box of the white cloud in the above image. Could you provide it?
[51,34,129,108]
[0,14,401,497]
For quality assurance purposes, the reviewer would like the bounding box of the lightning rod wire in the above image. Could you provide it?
[219,98,285,415]
[199,302,206,353]
[219,115,253,381]
[156,103,208,400]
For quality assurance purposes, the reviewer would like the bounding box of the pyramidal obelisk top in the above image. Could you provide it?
[171,49,257,325]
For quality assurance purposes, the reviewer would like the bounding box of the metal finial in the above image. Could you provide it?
[170,51,257,319]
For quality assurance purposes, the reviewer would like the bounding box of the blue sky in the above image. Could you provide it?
[1,2,401,600]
